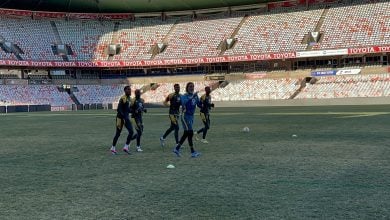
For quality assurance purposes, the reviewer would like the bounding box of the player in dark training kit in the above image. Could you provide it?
[110,85,134,155]
[195,86,214,144]
[130,89,147,152]
[160,84,181,147]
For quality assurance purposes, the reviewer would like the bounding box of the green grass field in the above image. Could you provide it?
[1,105,390,219]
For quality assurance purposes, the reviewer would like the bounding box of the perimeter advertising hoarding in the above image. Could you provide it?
[296,49,348,58]
[311,69,361,76]
[311,70,336,76]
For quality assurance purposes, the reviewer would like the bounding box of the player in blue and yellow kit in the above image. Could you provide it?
[173,82,202,158]
[160,84,181,147]
[195,86,214,143]
[110,85,134,155]
[130,89,147,152]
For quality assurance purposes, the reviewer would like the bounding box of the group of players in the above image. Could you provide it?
[109,82,214,158]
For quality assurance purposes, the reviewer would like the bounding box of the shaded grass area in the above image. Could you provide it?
[1,105,390,219]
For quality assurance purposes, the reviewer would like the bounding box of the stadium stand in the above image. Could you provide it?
[313,1,390,50]
[0,1,388,61]
[295,73,390,99]
[0,85,73,105]
[112,18,177,61]
[55,20,115,61]
[154,13,242,59]
[73,84,124,104]
[211,78,300,101]
[0,0,389,112]
[2,72,390,108]
[72,83,147,104]
[0,16,61,61]
[0,49,17,60]
[224,8,324,55]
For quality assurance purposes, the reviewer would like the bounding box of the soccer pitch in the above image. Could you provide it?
[1,105,390,219]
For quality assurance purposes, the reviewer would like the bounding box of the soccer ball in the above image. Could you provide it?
[242,127,250,132]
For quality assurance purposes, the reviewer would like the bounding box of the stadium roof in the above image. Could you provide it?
[0,0,276,13]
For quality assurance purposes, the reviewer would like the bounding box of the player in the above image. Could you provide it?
[173,82,202,158]
[130,89,147,152]
[195,86,214,143]
[160,84,181,147]
[110,85,134,155]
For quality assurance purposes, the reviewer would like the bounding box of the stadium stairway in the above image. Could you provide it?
[151,20,179,59]
[139,83,155,94]
[210,80,227,91]
[65,88,81,105]
[69,93,80,105]
[50,21,69,61]
[289,78,308,99]
[56,85,79,105]
[108,22,120,61]
[306,7,329,50]
[219,15,249,56]
[11,44,24,56]
[218,80,229,88]
[0,38,24,60]
[14,53,23,60]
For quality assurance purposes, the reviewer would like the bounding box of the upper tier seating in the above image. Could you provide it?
[0,16,61,61]
[313,1,390,50]
[0,1,388,62]
[224,9,324,55]
[155,13,242,59]
[112,18,176,61]
[55,20,115,61]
